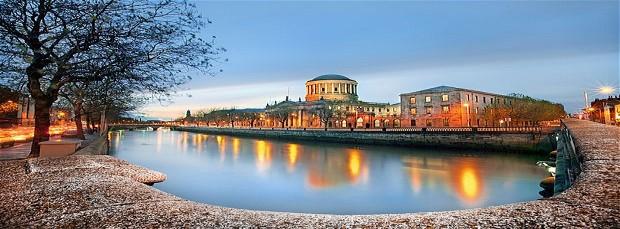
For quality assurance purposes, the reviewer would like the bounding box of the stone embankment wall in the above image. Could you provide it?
[174,126,553,153]
[1,119,617,227]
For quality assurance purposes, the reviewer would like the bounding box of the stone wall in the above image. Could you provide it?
[173,126,552,153]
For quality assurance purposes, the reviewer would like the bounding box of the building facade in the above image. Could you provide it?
[589,96,620,125]
[265,74,401,128]
[400,86,512,127]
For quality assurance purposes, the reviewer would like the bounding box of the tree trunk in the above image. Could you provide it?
[29,98,52,158]
[73,100,86,140]
[85,113,93,134]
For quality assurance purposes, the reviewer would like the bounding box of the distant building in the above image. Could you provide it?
[589,96,620,125]
[266,74,401,128]
[399,86,512,127]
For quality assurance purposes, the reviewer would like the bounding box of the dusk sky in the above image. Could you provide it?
[142,1,619,120]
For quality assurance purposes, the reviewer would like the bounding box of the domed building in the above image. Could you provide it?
[305,74,358,102]
[264,74,401,129]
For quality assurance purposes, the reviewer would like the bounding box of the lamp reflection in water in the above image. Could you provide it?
[408,168,422,194]
[232,138,240,160]
[346,149,366,183]
[217,136,226,162]
[451,161,484,205]
[255,140,272,172]
[287,144,299,171]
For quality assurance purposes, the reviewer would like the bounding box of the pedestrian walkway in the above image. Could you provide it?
[0,143,30,160]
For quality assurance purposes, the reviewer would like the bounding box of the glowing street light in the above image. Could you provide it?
[599,86,615,95]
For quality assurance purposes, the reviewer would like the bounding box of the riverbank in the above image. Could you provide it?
[0,119,618,227]
[173,126,554,153]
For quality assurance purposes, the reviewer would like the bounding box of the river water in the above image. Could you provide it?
[109,129,548,215]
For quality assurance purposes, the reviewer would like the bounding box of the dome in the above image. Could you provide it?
[308,74,354,82]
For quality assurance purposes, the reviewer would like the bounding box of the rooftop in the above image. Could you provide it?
[307,74,355,82]
[400,86,505,97]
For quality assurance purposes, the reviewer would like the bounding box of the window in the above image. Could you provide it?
[442,105,450,113]
[410,108,417,115]
[425,107,433,114]
[410,97,416,104]
[475,107,479,114]
[334,87,338,92]
[411,119,416,126]
[387,108,390,112]
[426,119,432,127]
[379,108,382,112]
[475,96,479,103]
[425,96,432,103]
[321,88,325,92]
[483,97,487,103]
[442,94,449,102]
[490,98,494,104]
[443,118,449,127]
[467,94,470,101]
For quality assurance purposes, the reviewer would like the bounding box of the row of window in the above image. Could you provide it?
[409,105,451,115]
[337,105,398,113]
[307,83,356,95]
[465,94,511,105]
[409,94,450,104]
[410,118,450,127]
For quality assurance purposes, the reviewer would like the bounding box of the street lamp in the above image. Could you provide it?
[599,86,615,95]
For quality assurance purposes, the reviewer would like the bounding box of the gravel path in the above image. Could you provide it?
[0,119,618,228]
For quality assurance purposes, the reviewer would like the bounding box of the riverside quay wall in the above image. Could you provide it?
[1,119,618,228]
[172,126,554,153]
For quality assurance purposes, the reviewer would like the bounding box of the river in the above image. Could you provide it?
[109,129,548,215]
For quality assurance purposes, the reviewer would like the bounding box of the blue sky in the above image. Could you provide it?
[142,1,619,119]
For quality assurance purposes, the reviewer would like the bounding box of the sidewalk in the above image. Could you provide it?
[0,143,30,160]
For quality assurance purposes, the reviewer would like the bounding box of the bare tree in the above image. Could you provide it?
[0,0,222,156]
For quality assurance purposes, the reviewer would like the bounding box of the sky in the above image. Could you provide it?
[141,0,619,120]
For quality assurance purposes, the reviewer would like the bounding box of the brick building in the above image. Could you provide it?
[399,86,512,127]
[589,96,620,125]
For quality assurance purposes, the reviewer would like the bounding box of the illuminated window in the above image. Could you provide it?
[442,105,449,113]
[425,107,433,114]
[426,119,432,127]
[443,118,449,127]
[425,96,431,103]
[442,94,449,102]
[410,97,416,104]
[410,108,417,115]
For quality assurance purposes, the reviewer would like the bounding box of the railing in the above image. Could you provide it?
[177,126,544,133]
[554,120,582,193]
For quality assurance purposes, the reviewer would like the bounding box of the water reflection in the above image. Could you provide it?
[109,130,548,214]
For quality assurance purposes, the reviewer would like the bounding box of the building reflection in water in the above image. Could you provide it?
[403,156,484,204]
[306,148,368,189]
